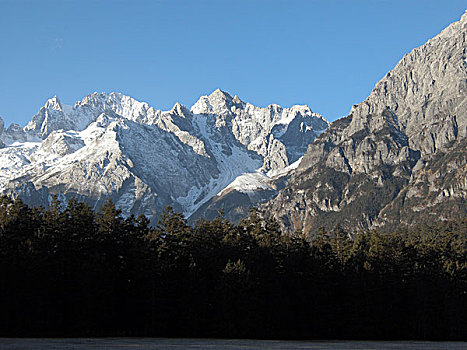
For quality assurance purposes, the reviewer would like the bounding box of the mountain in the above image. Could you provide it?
[263,11,467,235]
[0,89,328,223]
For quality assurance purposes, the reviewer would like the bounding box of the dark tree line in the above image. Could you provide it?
[0,195,465,340]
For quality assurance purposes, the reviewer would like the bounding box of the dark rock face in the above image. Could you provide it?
[264,11,467,236]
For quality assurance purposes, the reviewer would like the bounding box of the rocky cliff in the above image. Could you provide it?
[264,10,467,235]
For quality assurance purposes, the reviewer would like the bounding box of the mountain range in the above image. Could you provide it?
[0,89,328,224]
[1,10,466,234]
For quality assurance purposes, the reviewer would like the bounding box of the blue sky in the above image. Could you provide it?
[0,0,466,127]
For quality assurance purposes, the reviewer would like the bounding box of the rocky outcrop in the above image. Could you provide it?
[264,10,467,236]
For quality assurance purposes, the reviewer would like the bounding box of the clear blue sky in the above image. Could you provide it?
[1,0,466,127]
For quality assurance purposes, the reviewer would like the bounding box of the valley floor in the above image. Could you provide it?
[0,338,466,350]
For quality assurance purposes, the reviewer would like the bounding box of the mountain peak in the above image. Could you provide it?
[44,96,63,111]
[171,102,190,117]
[209,88,232,100]
[290,105,313,116]
[232,94,243,105]
[191,89,238,115]
[1,86,329,226]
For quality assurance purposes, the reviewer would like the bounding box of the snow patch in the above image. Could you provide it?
[267,156,303,178]
[218,171,272,196]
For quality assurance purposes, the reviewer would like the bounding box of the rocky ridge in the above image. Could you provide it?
[0,90,328,223]
[264,10,467,235]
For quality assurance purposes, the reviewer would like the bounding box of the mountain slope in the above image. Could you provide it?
[0,90,328,223]
[264,10,467,235]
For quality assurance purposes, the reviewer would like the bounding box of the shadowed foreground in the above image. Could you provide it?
[0,196,465,340]
[0,338,466,350]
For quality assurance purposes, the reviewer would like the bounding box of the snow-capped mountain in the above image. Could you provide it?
[0,89,328,222]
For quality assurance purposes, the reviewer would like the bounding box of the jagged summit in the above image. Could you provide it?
[44,96,63,111]
[232,94,243,105]
[0,89,328,223]
[210,88,232,99]
[191,88,237,115]
[170,102,191,117]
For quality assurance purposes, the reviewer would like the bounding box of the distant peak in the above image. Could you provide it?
[232,94,244,106]
[88,91,122,100]
[291,105,312,113]
[75,91,133,108]
[44,95,63,111]
[212,88,224,94]
[209,88,232,100]
[191,89,235,114]
[171,102,190,116]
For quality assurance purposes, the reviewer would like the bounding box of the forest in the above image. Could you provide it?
[0,195,465,340]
